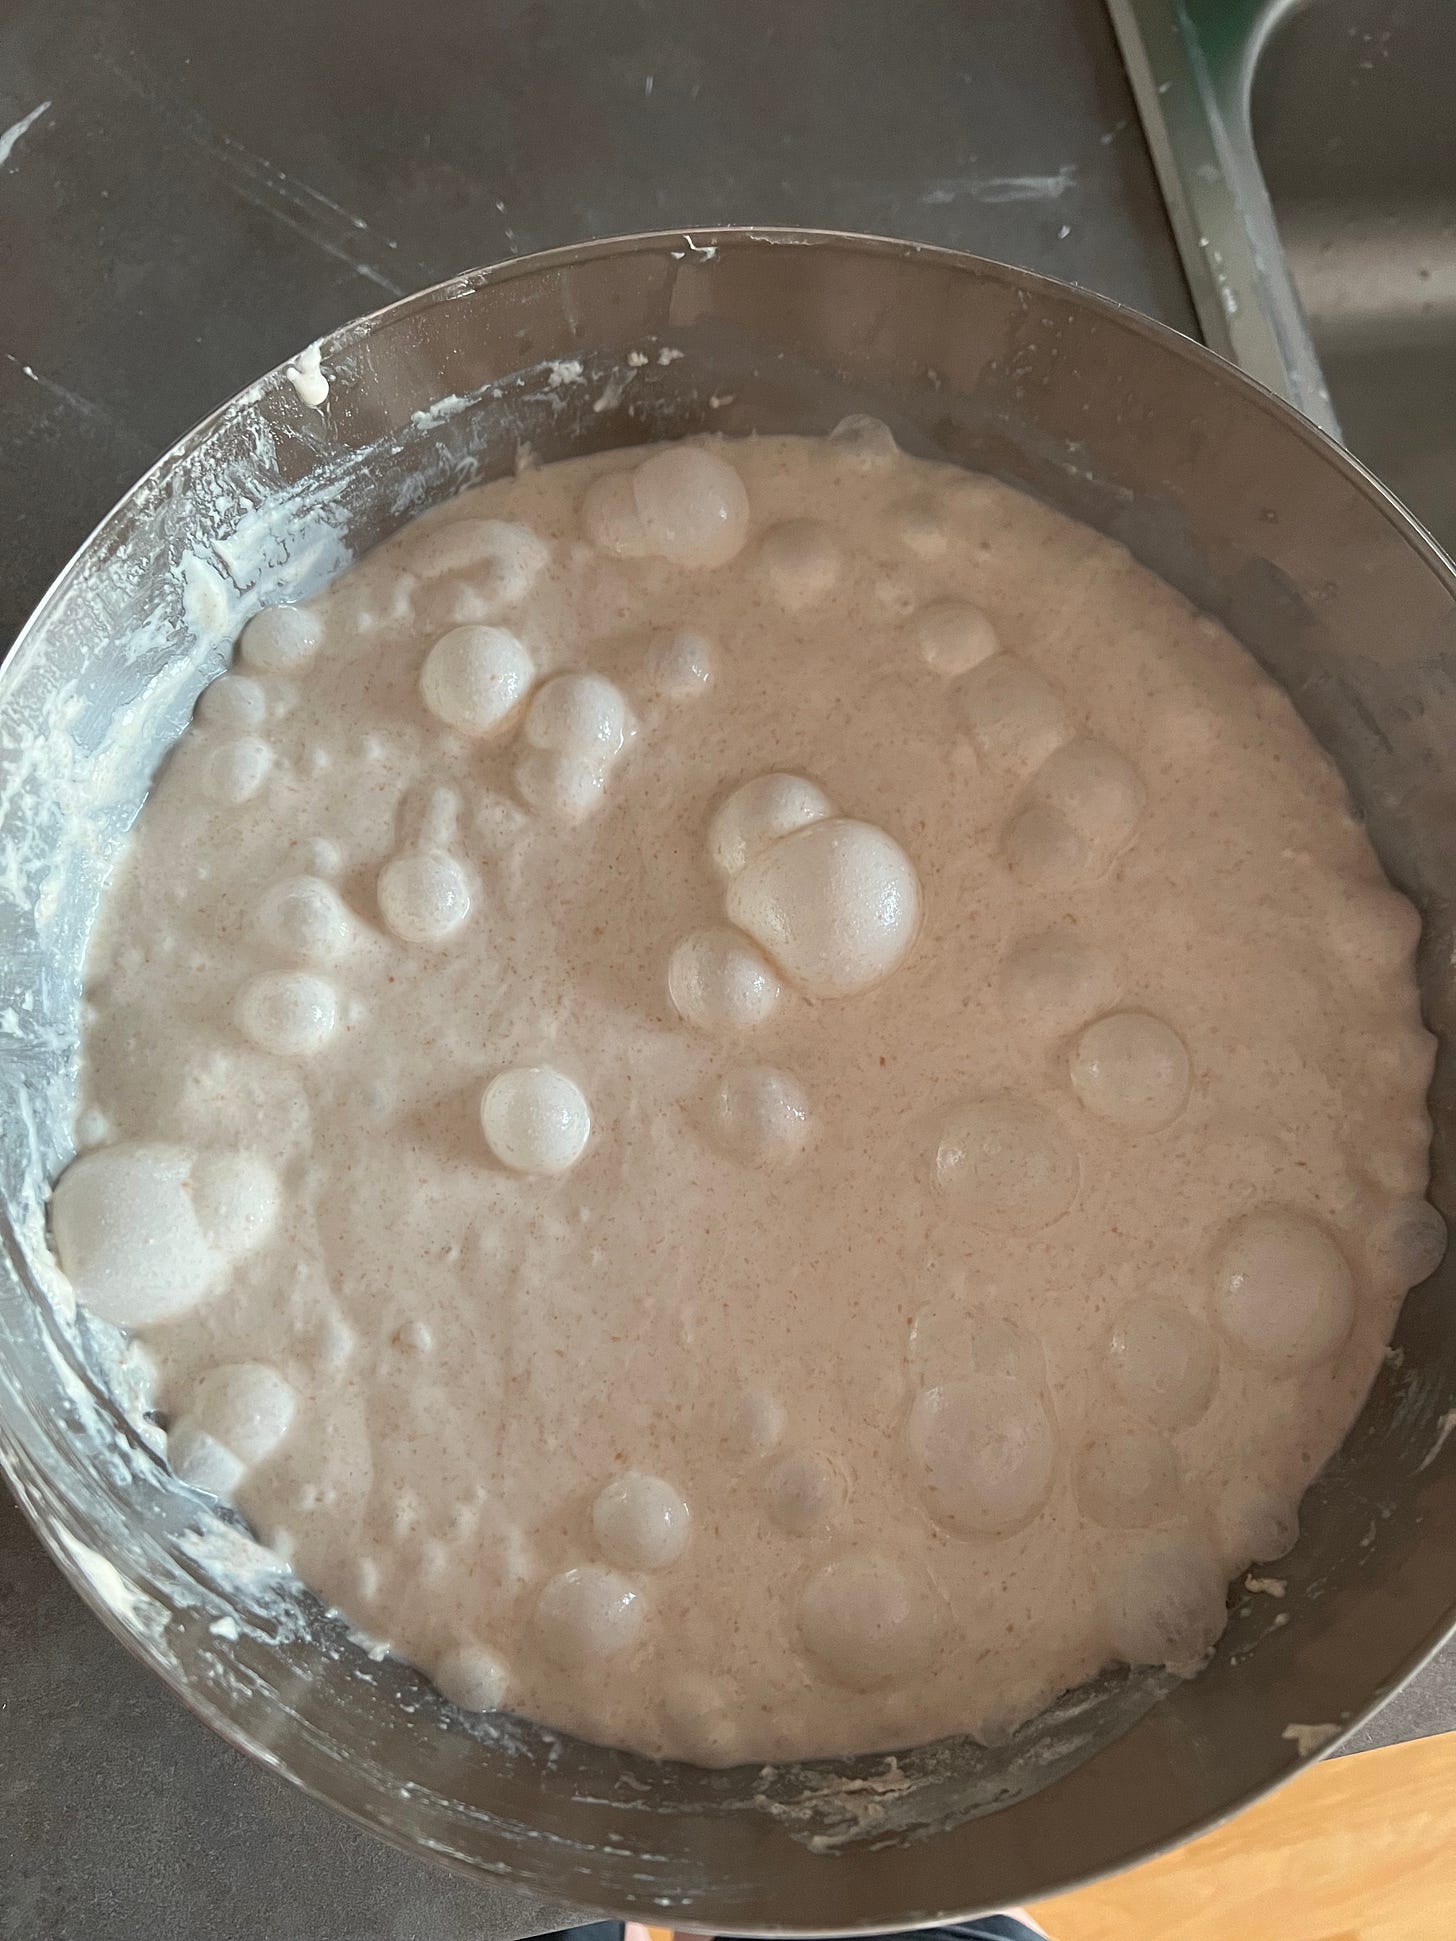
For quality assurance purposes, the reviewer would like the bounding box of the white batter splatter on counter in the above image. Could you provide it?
[50,430,1441,1765]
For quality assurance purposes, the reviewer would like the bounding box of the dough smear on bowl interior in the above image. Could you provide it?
[49,422,1442,1765]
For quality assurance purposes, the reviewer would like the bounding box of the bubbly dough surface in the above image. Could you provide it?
[57,432,1437,1765]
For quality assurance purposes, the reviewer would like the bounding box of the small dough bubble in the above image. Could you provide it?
[409,519,548,612]
[765,1450,846,1536]
[377,850,472,945]
[1070,1012,1191,1130]
[532,1565,643,1666]
[958,656,1071,776]
[434,1645,510,1712]
[591,1472,691,1571]
[1148,685,1224,757]
[645,629,713,698]
[874,574,918,618]
[1003,801,1089,887]
[726,1388,786,1461]
[908,1310,1045,1388]
[74,1106,111,1151]
[907,1374,1058,1536]
[1214,1208,1355,1371]
[709,773,835,880]
[999,931,1121,1039]
[420,625,533,736]
[1363,1139,1429,1199]
[257,875,353,963]
[828,414,898,471]
[1076,1425,1181,1528]
[726,816,922,998]
[1016,737,1145,878]
[415,580,501,635]
[265,1526,297,1565]
[582,472,649,558]
[166,1425,245,1496]
[330,563,416,639]
[239,605,321,674]
[758,519,842,609]
[892,497,949,560]
[1107,1297,1219,1430]
[1368,1197,1448,1288]
[709,1065,810,1167]
[941,470,1007,529]
[481,1066,591,1175]
[178,1360,296,1469]
[196,674,266,732]
[661,1672,742,1766]
[915,601,999,676]
[1039,737,1145,836]
[936,1098,1079,1233]
[1217,1483,1299,1566]
[798,1553,940,1691]
[304,837,343,878]
[51,1143,220,1327]
[190,1152,279,1259]
[202,736,273,805]
[668,927,781,1031]
[1103,1539,1227,1673]
[515,750,608,824]
[236,971,338,1056]
[630,445,750,568]
[1327,880,1422,981]
[524,673,632,764]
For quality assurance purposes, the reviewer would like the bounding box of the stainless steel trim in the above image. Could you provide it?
[1106,0,1340,433]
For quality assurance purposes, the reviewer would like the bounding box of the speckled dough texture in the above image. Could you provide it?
[53,428,1441,1765]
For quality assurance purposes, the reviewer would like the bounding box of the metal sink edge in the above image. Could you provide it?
[1106,0,1340,434]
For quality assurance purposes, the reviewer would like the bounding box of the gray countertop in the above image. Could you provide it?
[0,4,1449,1937]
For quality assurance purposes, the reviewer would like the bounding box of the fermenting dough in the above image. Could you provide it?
[50,427,1439,1764]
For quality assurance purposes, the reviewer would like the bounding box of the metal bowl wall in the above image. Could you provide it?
[3,229,1456,1932]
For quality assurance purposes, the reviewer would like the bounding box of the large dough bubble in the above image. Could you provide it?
[798,1553,941,1691]
[726,817,921,998]
[906,1373,1059,1536]
[1214,1209,1355,1371]
[51,1144,222,1328]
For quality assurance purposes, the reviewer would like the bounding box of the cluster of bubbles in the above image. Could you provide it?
[666,771,924,1170]
[917,702,1394,1659]
[51,1143,279,1329]
[183,603,325,815]
[168,1361,297,1498]
[582,445,751,569]
[192,455,764,1212]
[710,773,922,999]
[934,616,1146,889]
[715,1372,924,1698]
[414,596,637,829]
[515,672,635,825]
[439,1467,693,1716]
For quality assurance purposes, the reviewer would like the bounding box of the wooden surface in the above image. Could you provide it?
[1032,1729,1456,1940]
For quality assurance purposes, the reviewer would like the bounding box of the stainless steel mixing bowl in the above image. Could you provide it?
[3,229,1456,1931]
